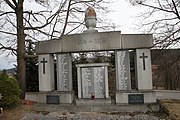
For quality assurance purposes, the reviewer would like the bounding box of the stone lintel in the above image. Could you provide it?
[36,32,153,54]
[121,34,153,49]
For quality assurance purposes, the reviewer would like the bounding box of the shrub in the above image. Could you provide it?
[0,71,20,108]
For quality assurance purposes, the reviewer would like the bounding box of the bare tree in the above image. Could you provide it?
[129,0,180,48]
[0,0,114,99]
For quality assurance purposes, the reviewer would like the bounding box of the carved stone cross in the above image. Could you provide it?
[40,58,47,74]
[139,52,148,70]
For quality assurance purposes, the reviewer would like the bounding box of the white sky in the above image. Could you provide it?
[0,0,145,70]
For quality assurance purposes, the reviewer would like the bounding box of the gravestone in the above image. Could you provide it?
[38,54,54,91]
[115,50,131,91]
[57,53,72,91]
[135,49,153,90]
[76,63,109,99]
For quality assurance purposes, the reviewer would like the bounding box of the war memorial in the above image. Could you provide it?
[35,7,157,112]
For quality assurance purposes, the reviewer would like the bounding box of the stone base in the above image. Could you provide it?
[35,103,159,112]
[115,90,156,104]
[76,98,111,105]
[37,91,74,104]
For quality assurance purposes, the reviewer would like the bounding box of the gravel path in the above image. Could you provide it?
[21,112,169,120]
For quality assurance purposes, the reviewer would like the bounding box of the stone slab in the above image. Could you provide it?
[38,54,55,91]
[34,103,159,112]
[115,50,131,91]
[75,98,111,105]
[155,90,180,100]
[36,32,153,54]
[121,34,153,49]
[115,91,156,104]
[37,91,74,104]
[76,63,109,99]
[57,53,72,91]
[135,49,153,90]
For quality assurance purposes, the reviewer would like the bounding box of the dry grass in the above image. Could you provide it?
[160,99,180,120]
[0,100,35,120]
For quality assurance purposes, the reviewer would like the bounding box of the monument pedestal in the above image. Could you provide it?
[115,91,156,104]
[75,98,111,105]
[37,91,74,104]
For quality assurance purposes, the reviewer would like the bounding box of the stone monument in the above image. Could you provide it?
[35,6,156,109]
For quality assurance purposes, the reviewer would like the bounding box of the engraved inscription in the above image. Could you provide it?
[57,54,69,91]
[81,68,93,98]
[81,66,105,98]
[46,95,59,104]
[94,67,105,98]
[128,94,144,104]
[78,38,107,45]
[117,51,129,90]
[117,51,128,90]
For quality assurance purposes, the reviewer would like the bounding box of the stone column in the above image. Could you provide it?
[38,54,54,91]
[56,53,72,91]
[135,49,153,90]
[56,53,74,104]
[115,50,131,91]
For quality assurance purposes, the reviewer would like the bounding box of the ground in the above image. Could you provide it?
[160,99,180,120]
[0,101,35,120]
[0,99,179,120]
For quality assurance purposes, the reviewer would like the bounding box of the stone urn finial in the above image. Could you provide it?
[84,6,97,32]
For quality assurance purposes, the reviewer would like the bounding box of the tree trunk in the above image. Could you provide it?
[16,1,26,99]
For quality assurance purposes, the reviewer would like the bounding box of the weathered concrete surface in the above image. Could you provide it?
[155,90,180,100]
[38,54,55,91]
[121,34,153,49]
[115,91,156,104]
[37,91,74,104]
[34,103,159,113]
[36,32,153,54]
[135,49,153,90]
[25,90,180,102]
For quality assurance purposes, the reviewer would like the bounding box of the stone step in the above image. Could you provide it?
[75,99,112,105]
[35,103,159,113]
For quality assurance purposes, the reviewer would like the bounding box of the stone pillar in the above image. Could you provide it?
[115,50,131,91]
[56,53,74,104]
[135,49,153,90]
[38,54,54,91]
[56,53,72,91]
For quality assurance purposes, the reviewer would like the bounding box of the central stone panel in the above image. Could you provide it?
[81,67,105,98]
[76,63,109,99]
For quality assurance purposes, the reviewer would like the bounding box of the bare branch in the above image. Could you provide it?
[61,0,72,37]
[0,30,16,35]
[0,43,16,51]
[4,0,16,10]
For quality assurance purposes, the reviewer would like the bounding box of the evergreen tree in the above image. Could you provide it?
[26,40,38,92]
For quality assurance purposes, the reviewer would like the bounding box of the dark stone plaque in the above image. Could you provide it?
[128,94,144,104]
[46,95,59,104]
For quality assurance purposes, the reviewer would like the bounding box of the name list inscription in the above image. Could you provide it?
[117,51,129,90]
[81,67,105,98]
[57,54,69,91]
